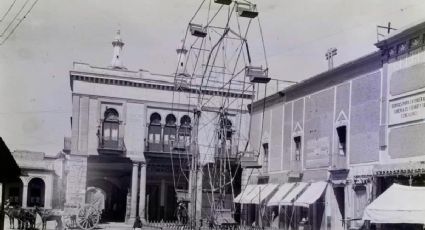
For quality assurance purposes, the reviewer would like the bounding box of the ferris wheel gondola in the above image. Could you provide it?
[214,0,232,5]
[189,23,208,38]
[236,2,258,18]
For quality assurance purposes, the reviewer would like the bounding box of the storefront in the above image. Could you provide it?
[234,183,278,227]
[363,183,425,229]
[364,162,425,229]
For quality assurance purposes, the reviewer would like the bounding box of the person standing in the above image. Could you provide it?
[133,216,142,230]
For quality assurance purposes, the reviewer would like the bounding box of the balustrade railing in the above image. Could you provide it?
[98,137,126,154]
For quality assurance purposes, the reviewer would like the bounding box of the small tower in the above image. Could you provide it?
[176,40,189,77]
[110,30,126,69]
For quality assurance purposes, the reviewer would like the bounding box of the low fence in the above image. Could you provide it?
[145,220,191,230]
[145,220,271,230]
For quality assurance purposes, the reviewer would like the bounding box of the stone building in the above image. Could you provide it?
[63,31,251,223]
[237,20,425,230]
[3,150,65,210]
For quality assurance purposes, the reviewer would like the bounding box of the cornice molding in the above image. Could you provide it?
[70,74,253,100]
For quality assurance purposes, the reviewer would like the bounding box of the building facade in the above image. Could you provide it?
[238,20,425,230]
[3,150,65,210]
[63,31,251,224]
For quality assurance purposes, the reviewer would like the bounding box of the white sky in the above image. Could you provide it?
[1,0,425,155]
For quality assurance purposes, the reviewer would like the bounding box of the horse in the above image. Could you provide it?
[19,208,36,230]
[4,202,21,229]
[34,206,63,230]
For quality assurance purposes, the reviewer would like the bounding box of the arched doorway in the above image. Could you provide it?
[87,179,127,222]
[27,178,45,207]
[5,178,23,206]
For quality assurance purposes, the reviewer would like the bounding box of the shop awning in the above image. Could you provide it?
[267,183,296,206]
[363,183,425,224]
[280,182,308,206]
[234,184,256,203]
[251,184,279,204]
[293,181,327,207]
[240,184,268,204]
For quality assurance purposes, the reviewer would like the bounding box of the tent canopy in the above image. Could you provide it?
[363,183,425,224]
[293,181,327,207]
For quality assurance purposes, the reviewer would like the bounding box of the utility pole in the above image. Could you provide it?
[189,107,201,229]
[376,22,397,42]
[325,48,337,70]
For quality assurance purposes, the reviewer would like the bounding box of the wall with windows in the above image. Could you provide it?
[247,52,382,184]
[145,108,193,154]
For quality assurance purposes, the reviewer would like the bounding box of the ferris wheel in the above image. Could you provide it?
[170,0,270,227]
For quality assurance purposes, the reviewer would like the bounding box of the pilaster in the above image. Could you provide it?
[128,162,139,223]
[138,162,147,222]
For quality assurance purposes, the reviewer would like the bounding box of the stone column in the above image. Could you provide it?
[160,179,165,219]
[44,176,53,209]
[129,162,139,223]
[22,181,28,208]
[138,162,147,222]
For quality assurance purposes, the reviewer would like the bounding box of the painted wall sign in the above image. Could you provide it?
[389,92,425,125]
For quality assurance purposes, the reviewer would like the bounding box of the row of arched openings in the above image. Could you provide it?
[99,109,193,152]
[147,113,192,152]
[149,113,191,127]
[6,177,46,207]
[100,109,234,153]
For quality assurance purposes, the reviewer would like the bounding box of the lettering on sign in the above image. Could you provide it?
[389,93,425,125]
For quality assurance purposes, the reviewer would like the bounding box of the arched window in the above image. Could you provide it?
[164,114,177,150]
[165,114,177,126]
[178,115,192,148]
[148,113,162,151]
[150,112,162,125]
[102,108,120,148]
[27,178,45,207]
[6,178,23,206]
[180,115,191,127]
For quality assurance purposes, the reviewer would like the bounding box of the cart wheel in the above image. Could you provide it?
[76,204,100,230]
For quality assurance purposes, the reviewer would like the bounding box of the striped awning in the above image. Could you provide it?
[293,181,327,207]
[280,182,308,206]
[234,184,256,203]
[250,184,279,204]
[267,183,296,206]
[240,184,268,204]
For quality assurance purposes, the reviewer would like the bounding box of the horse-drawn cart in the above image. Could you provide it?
[62,203,101,230]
